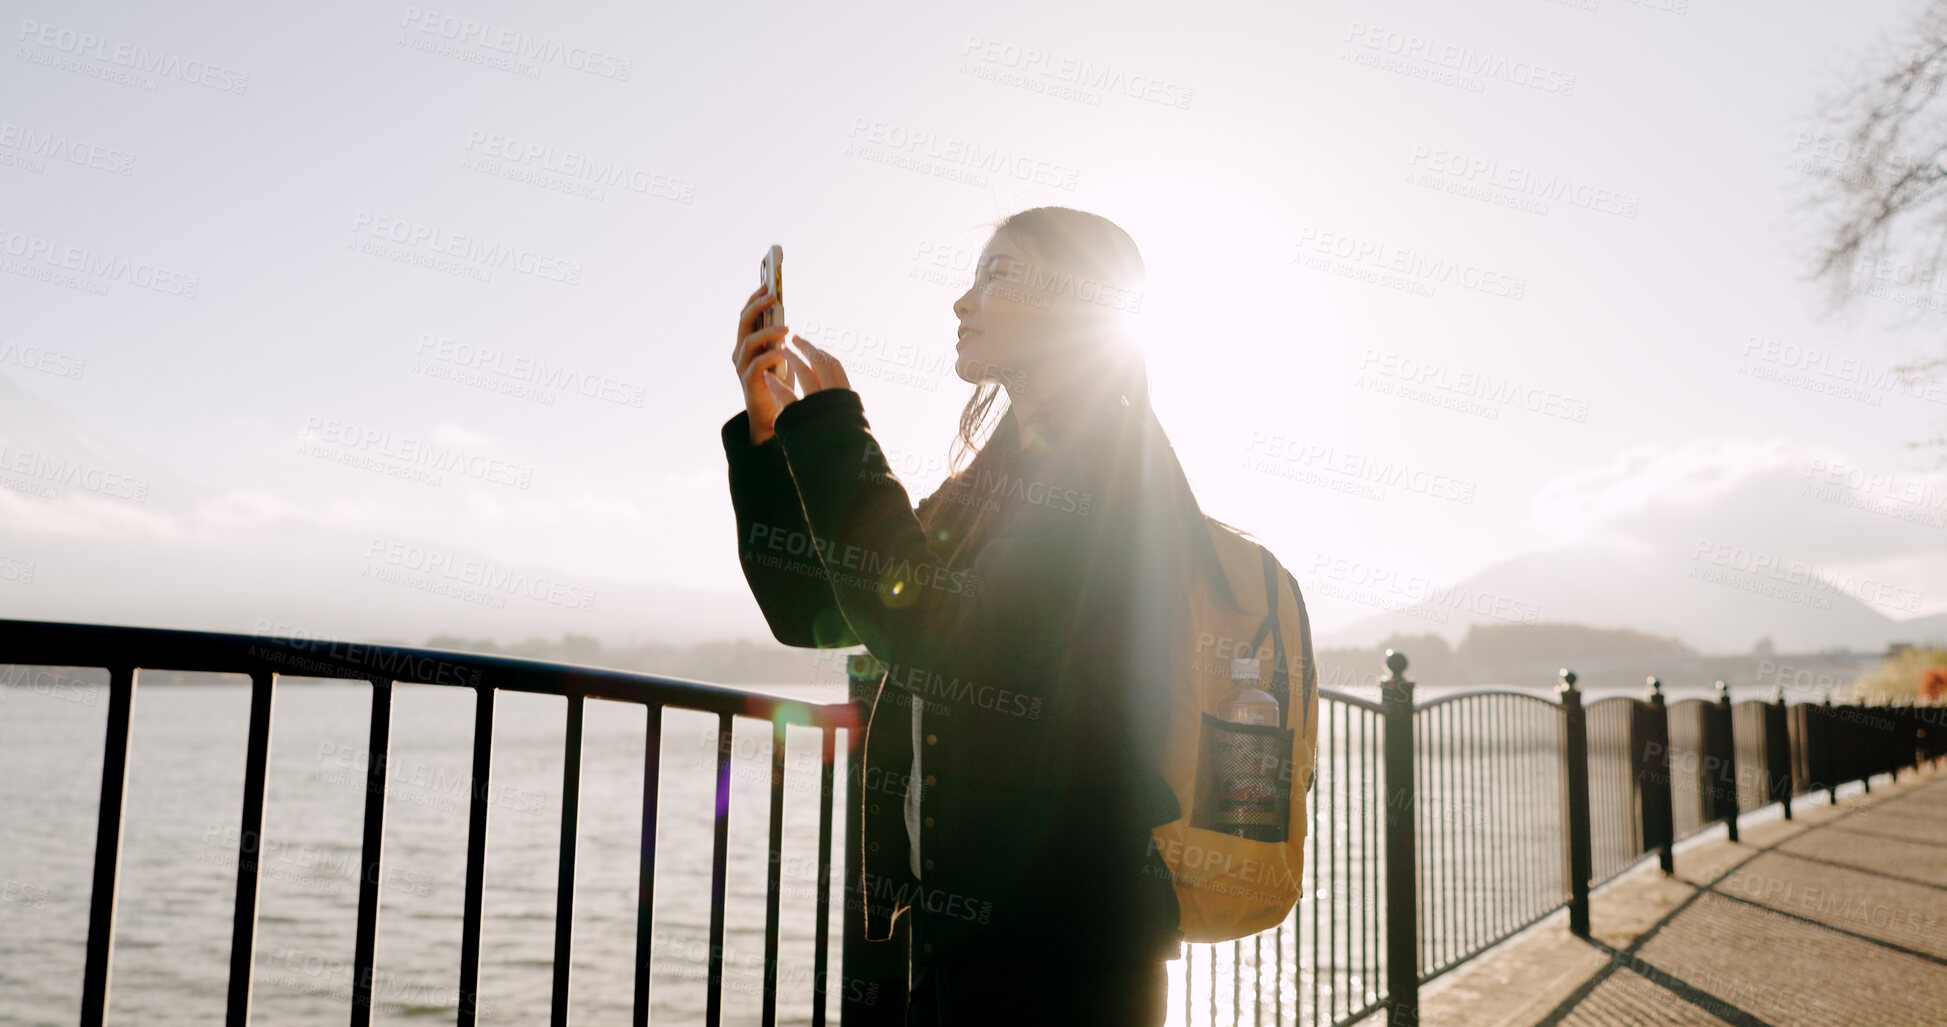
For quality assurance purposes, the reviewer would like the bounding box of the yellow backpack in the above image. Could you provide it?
[1149,520,1318,943]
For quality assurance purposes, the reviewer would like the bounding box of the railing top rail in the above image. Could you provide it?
[1412,687,1565,712]
[1317,685,1386,714]
[0,618,859,729]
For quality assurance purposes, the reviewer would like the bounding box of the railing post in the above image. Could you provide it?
[1767,685,1792,822]
[1636,677,1675,875]
[1860,702,1873,791]
[1859,699,1873,794]
[1906,704,1924,777]
[1558,669,1592,938]
[840,653,905,1027]
[1898,704,1907,783]
[1824,692,1838,806]
[1381,649,1418,1026]
[80,666,136,1027]
[1877,700,1899,786]
[1710,681,1739,844]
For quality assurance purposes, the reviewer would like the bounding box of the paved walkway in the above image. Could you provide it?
[1399,762,1947,1026]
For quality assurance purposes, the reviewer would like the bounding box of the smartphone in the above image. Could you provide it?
[758,245,799,397]
[759,244,785,329]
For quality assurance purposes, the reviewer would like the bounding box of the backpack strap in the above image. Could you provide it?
[1283,567,1315,712]
[1248,545,1291,730]
[1280,565,1317,795]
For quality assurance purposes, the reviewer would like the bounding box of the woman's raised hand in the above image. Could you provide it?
[733,283,799,443]
[733,284,853,443]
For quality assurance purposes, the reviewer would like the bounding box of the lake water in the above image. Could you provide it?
[0,673,853,1026]
[0,672,1769,1026]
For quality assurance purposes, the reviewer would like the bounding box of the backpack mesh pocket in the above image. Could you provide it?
[1191,713,1294,843]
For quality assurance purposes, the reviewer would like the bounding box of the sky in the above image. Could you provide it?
[2,0,1944,650]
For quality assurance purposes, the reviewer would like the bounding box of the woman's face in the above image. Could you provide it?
[952,229,1063,390]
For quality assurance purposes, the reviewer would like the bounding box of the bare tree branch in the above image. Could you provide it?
[1807,3,1947,460]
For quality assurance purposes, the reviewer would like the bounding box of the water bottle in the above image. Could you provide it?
[1222,657,1279,725]
[1215,656,1281,834]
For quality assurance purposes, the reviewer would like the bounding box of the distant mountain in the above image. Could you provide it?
[420,633,849,686]
[0,525,770,648]
[1314,623,1882,697]
[1319,539,1945,655]
[1889,612,1947,647]
[0,375,767,648]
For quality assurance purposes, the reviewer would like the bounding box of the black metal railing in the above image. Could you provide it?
[1174,686,1392,1027]
[0,618,860,1027]
[1731,698,1772,815]
[1582,694,1642,887]
[1175,658,1947,1027]
[1414,689,1566,984]
[8,618,1947,1027]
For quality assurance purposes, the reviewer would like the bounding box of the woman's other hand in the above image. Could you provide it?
[733,283,799,443]
[787,336,851,397]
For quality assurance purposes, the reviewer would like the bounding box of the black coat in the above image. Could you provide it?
[721,388,1184,968]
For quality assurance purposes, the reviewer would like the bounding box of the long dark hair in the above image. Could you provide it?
[914,207,1238,610]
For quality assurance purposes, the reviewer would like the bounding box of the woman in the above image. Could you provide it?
[722,208,1228,1025]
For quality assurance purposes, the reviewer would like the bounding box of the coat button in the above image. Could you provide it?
[923,816,934,828]
[924,943,934,955]
[923,858,935,871]
[869,804,879,814]
[870,842,880,852]
[925,733,938,746]
[924,774,936,786]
